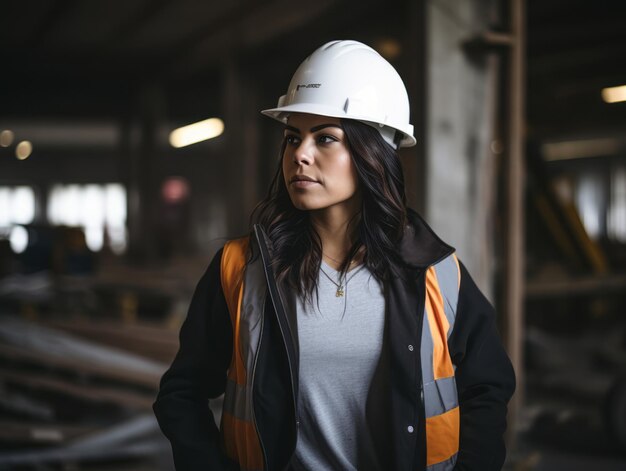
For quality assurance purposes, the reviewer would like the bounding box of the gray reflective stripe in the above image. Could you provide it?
[432,254,459,339]
[423,376,458,417]
[426,452,458,471]
[420,299,435,383]
[239,254,266,374]
[223,252,266,424]
[223,378,253,421]
[421,254,460,420]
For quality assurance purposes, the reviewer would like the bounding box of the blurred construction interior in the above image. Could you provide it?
[1,0,626,469]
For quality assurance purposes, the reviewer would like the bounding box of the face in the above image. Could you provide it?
[282,113,360,213]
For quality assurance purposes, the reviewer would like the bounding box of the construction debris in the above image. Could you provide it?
[0,315,177,469]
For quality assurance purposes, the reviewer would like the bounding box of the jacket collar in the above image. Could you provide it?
[253,208,454,272]
[398,208,455,269]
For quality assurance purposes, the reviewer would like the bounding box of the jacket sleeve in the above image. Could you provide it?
[448,261,516,471]
[153,248,239,470]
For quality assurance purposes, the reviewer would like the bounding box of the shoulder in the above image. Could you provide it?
[400,208,456,269]
[222,236,250,264]
[221,236,250,273]
[219,236,252,292]
[456,260,494,319]
[198,236,250,288]
[428,253,461,304]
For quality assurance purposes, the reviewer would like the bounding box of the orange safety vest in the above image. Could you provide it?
[219,237,460,471]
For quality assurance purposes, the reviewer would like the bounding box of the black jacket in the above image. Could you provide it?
[154,211,516,470]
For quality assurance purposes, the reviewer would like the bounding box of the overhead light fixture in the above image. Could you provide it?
[15,140,32,160]
[602,85,626,104]
[542,138,620,161]
[169,118,224,148]
[1,130,14,147]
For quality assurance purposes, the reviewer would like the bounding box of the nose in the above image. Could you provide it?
[292,140,313,166]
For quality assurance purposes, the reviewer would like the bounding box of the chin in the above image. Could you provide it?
[290,200,319,211]
[289,196,326,211]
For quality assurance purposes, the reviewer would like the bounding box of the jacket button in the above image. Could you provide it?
[407,425,414,433]
[408,344,414,352]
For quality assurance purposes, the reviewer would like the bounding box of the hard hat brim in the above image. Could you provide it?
[261,103,417,148]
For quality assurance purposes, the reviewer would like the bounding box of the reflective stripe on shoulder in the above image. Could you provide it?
[432,253,460,338]
[423,259,455,381]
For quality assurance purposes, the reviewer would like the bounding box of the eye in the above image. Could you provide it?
[317,134,339,145]
[284,134,300,146]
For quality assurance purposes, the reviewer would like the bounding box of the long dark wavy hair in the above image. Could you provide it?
[251,119,408,301]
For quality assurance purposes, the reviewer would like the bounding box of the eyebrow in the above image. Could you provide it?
[284,124,343,134]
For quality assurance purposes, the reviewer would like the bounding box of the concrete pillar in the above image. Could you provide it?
[425,0,500,299]
[221,58,260,237]
[125,83,167,262]
[400,0,428,214]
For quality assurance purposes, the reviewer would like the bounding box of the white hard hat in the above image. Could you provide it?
[261,40,416,149]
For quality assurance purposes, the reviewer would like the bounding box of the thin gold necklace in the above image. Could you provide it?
[322,252,357,266]
[319,264,363,298]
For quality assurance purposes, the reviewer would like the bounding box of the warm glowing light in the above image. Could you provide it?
[376,38,402,60]
[16,140,32,160]
[0,130,14,147]
[169,118,224,148]
[162,177,190,203]
[602,85,626,104]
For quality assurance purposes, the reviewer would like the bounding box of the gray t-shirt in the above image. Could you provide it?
[290,261,391,471]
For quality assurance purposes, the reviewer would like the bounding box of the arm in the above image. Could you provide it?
[153,248,238,470]
[449,262,516,471]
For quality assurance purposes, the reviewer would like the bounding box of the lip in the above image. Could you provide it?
[290,175,318,183]
[289,175,320,188]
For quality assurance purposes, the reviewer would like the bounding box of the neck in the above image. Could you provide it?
[310,203,360,265]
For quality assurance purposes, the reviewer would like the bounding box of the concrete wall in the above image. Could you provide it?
[425,0,499,299]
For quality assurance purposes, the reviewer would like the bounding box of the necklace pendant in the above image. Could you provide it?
[336,286,344,297]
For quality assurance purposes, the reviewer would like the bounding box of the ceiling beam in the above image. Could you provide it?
[163,0,339,79]
[529,43,626,77]
[27,0,81,48]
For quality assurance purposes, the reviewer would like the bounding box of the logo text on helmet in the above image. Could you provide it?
[296,83,321,91]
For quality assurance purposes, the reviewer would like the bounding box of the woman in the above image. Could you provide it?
[154,40,515,471]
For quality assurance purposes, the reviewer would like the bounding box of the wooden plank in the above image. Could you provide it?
[0,318,167,389]
[45,320,178,363]
[504,0,526,449]
[526,274,626,298]
[0,421,93,445]
[0,368,154,410]
[0,344,161,389]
